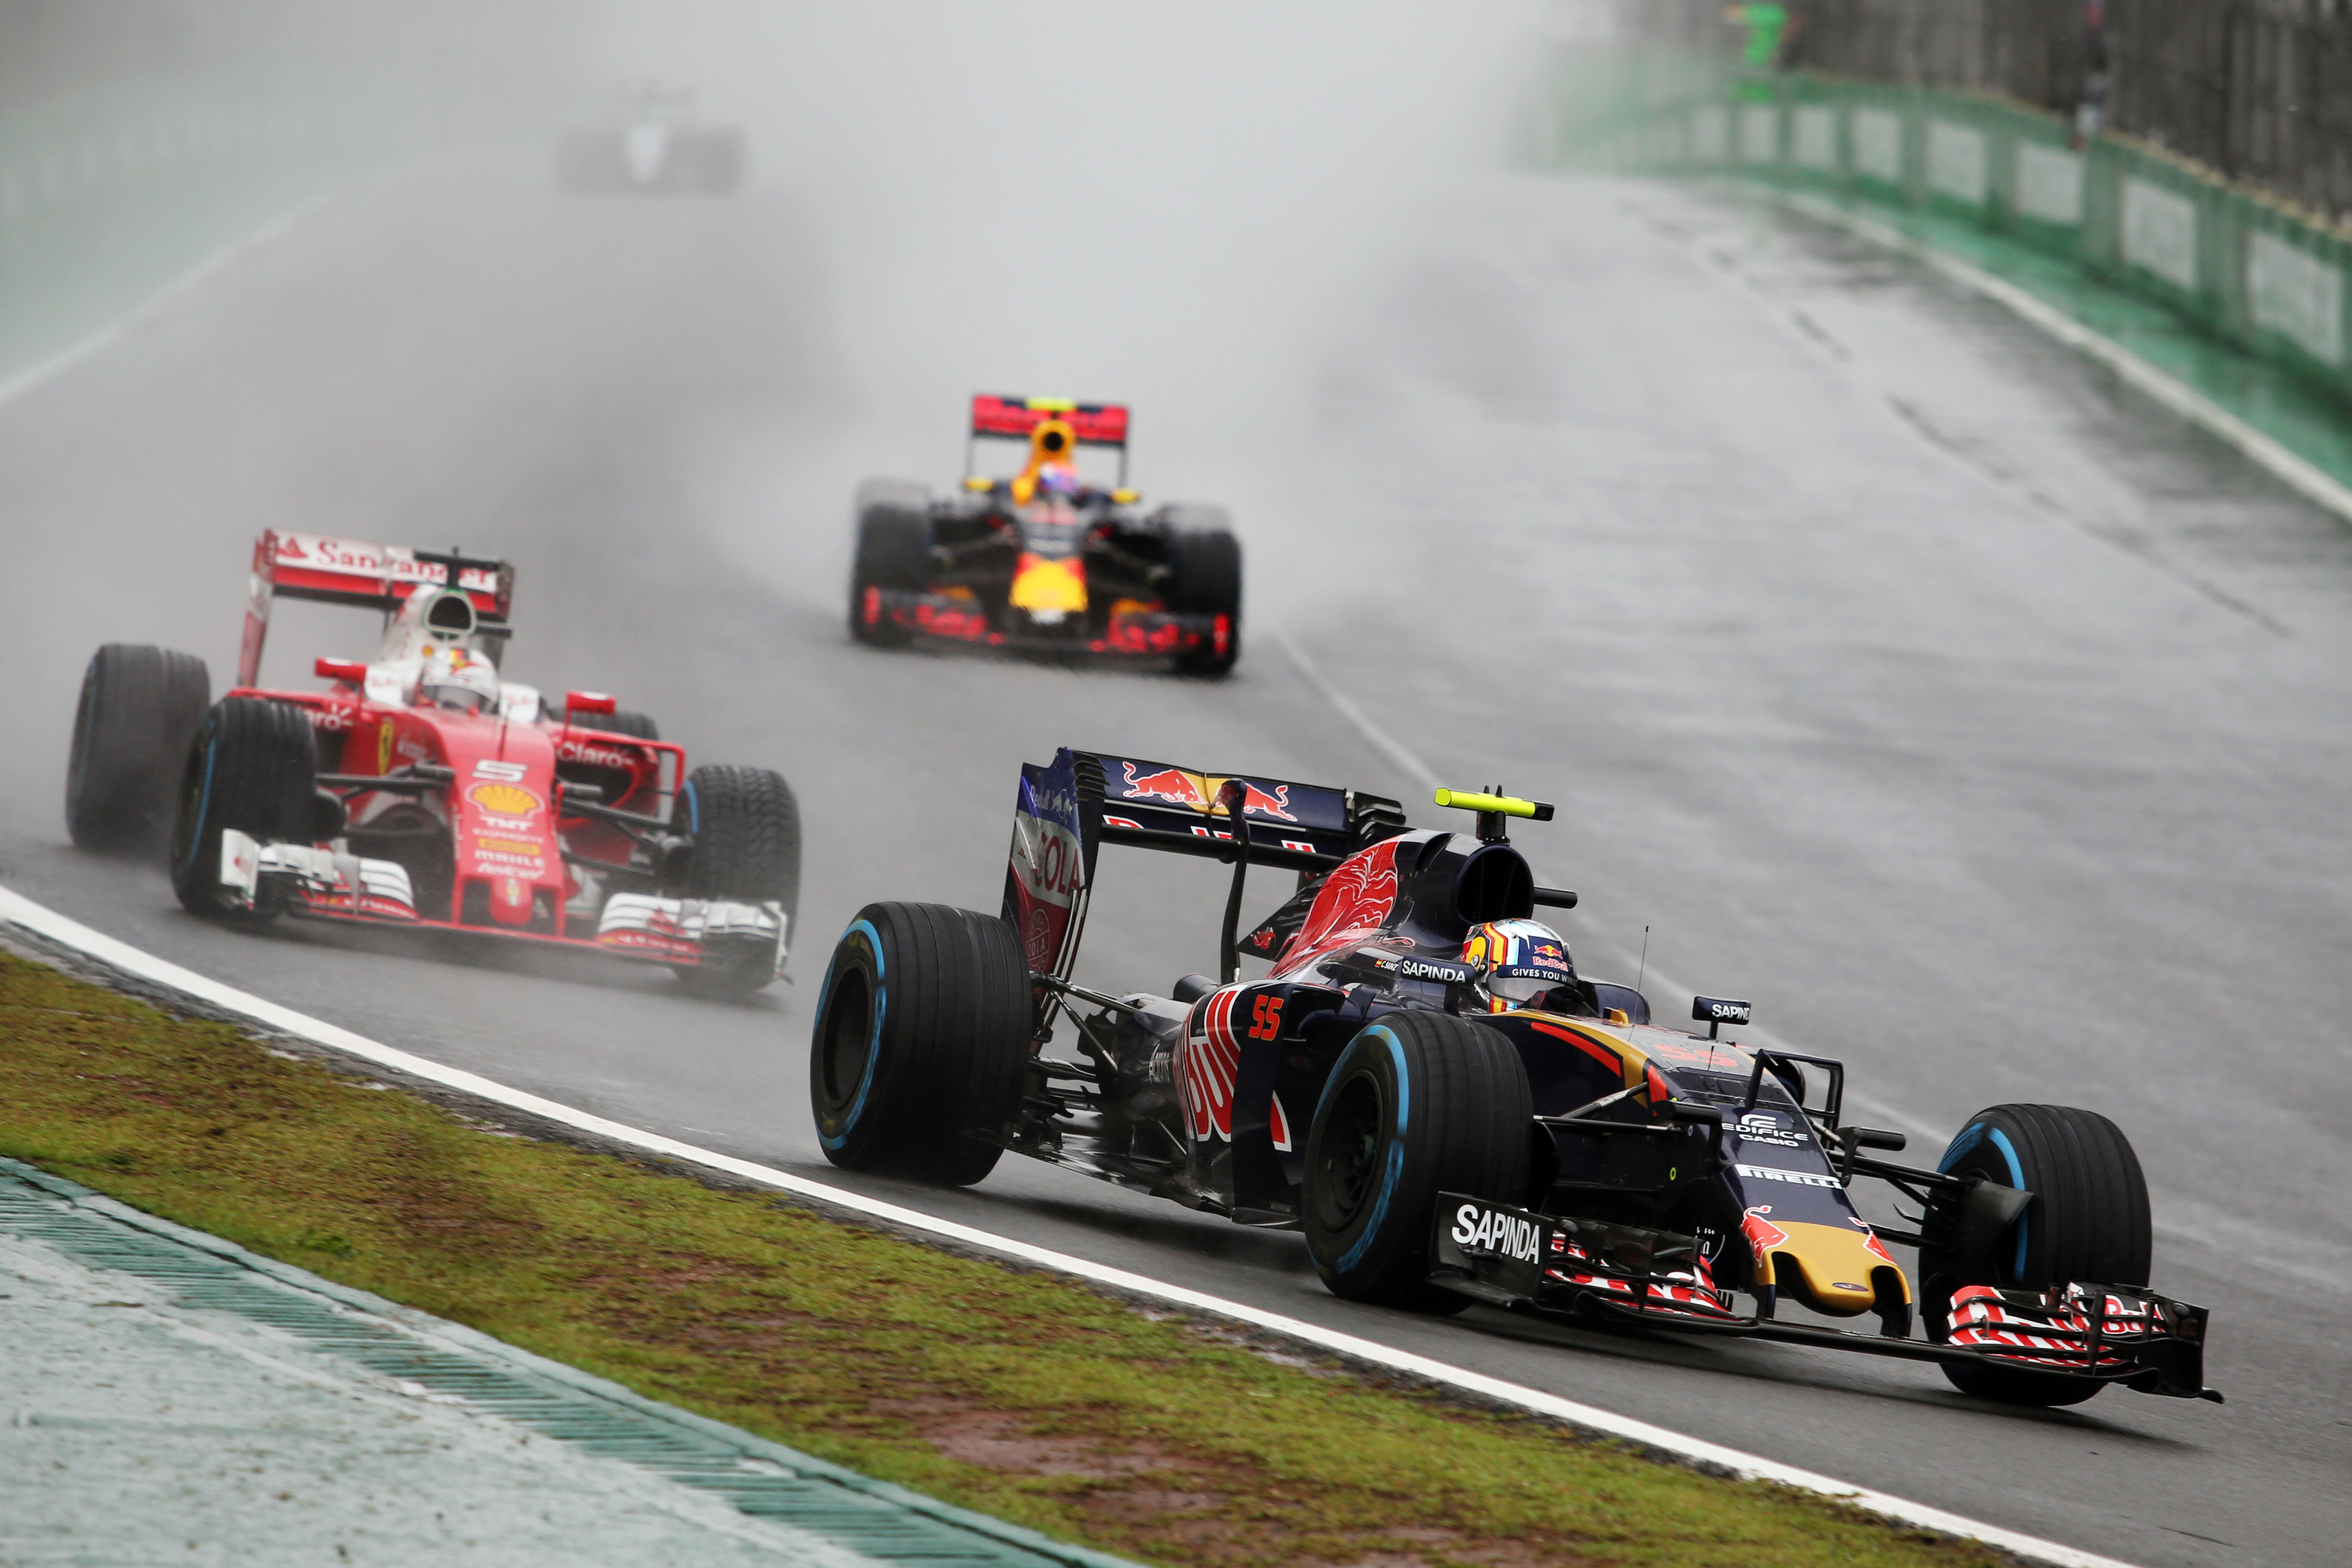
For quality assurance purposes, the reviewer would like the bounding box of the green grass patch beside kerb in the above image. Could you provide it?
[0,949,2003,1568]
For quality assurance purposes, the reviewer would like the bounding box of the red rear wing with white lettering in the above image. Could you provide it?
[237,529,515,687]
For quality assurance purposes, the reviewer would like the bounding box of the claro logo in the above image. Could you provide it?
[1450,1203,1543,1263]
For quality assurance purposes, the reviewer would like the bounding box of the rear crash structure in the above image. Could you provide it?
[809,748,2218,1408]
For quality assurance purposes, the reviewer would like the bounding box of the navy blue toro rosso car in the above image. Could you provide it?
[809,748,2219,1408]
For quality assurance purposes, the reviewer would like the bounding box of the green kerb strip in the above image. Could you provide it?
[0,1154,1142,1568]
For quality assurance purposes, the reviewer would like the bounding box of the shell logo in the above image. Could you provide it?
[467,782,542,817]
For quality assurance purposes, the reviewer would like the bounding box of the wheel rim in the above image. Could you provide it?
[1312,1069,1386,1233]
[819,966,876,1116]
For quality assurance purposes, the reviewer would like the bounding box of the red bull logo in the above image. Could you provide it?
[1742,1205,1790,1255]
[1117,762,1299,822]
[1238,781,1298,822]
[1120,763,1210,809]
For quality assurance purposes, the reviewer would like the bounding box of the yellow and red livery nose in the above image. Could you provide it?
[1010,553,1087,614]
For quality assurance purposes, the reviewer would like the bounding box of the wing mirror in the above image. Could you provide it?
[564,691,617,724]
[316,657,368,685]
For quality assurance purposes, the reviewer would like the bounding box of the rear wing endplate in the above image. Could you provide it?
[238,529,514,687]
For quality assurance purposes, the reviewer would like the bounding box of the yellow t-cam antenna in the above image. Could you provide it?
[1433,785,1554,843]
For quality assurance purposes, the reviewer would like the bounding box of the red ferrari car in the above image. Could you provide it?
[66,531,798,992]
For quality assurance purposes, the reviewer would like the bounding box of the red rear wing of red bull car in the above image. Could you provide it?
[238,529,515,686]
[969,394,1130,448]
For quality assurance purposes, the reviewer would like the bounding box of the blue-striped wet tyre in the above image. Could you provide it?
[808,902,1032,1186]
[168,697,318,919]
[1920,1103,2151,1407]
[1303,1010,1534,1311]
[65,644,211,856]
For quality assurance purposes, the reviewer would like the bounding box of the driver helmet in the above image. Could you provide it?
[418,646,500,716]
[1038,462,1085,497]
[1461,918,1576,1014]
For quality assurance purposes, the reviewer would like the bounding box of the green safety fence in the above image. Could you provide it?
[1544,57,2352,412]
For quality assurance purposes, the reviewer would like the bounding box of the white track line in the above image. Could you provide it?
[0,186,340,410]
[1761,186,2352,530]
[1275,630,1442,790]
[0,884,2140,1568]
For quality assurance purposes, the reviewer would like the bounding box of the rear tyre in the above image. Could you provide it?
[66,644,211,855]
[595,710,661,742]
[808,902,1032,1185]
[1303,1011,1533,1310]
[1920,1103,2151,1407]
[676,764,800,994]
[1164,522,1241,676]
[849,480,934,648]
[168,698,318,919]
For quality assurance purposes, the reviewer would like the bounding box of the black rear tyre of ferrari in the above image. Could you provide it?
[849,480,933,647]
[66,644,211,856]
[1164,524,1241,676]
[676,764,800,994]
[808,902,1031,1186]
[168,698,318,919]
[595,709,661,742]
[1921,1102,2152,1407]
[1303,1011,1533,1310]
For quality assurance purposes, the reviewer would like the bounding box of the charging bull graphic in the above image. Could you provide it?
[1118,761,1298,822]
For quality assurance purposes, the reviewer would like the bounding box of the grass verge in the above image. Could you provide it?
[0,946,2007,1568]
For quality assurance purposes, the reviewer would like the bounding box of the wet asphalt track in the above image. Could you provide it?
[1,155,2347,1568]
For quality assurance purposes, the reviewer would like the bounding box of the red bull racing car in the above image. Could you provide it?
[809,749,2219,1408]
[849,395,1241,675]
[64,531,799,992]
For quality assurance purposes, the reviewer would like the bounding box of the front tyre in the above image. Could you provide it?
[168,698,317,919]
[808,902,1031,1186]
[849,480,933,647]
[1921,1103,2152,1407]
[1303,1011,1533,1310]
[66,644,211,855]
[1164,523,1241,676]
[676,765,800,994]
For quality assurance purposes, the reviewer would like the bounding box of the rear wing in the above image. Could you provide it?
[238,529,514,688]
[966,395,1131,485]
[1001,746,1405,982]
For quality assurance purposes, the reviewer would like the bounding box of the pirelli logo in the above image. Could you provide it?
[1736,1163,1842,1189]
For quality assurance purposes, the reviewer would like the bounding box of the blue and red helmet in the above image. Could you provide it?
[1460,918,1576,1013]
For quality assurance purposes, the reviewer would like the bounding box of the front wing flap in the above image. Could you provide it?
[1946,1282,2216,1399]
[856,586,1224,658]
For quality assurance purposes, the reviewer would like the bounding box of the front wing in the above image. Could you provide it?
[1428,1193,2217,1401]
[856,585,1228,660]
[218,831,785,976]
